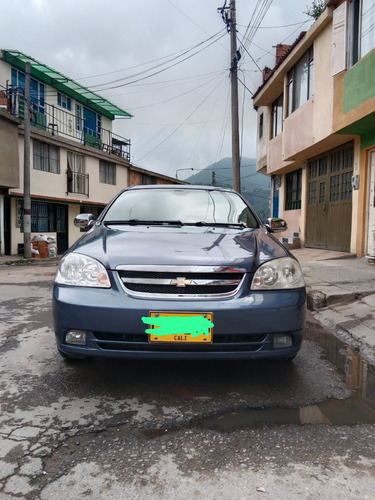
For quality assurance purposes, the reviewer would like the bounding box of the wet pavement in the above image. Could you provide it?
[1,251,375,498]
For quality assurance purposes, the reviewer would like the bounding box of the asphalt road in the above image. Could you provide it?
[0,263,375,499]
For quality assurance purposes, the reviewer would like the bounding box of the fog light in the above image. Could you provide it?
[66,330,87,345]
[273,334,292,349]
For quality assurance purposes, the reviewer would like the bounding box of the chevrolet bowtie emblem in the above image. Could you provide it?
[170,277,192,287]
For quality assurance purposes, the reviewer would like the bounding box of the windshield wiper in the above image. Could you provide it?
[190,221,247,229]
[103,219,184,226]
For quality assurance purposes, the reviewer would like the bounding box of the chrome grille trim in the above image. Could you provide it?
[116,265,247,299]
[116,265,246,273]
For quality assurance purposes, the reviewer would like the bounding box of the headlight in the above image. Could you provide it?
[251,257,305,290]
[55,253,111,288]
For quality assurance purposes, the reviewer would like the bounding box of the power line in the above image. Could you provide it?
[134,74,227,162]
[124,71,226,111]
[88,30,227,92]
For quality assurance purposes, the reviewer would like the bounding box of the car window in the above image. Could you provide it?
[103,189,259,228]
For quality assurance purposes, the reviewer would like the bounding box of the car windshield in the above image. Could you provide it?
[103,188,259,228]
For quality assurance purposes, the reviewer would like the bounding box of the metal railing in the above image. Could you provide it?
[7,90,131,161]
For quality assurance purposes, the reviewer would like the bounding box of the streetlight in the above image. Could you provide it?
[176,168,194,179]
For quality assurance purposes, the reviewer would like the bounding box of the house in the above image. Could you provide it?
[0,49,182,256]
[252,0,375,257]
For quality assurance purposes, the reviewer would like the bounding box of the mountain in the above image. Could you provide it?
[185,157,271,221]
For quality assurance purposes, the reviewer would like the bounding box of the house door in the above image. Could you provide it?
[84,108,100,147]
[366,151,375,256]
[4,196,11,255]
[56,205,68,254]
[306,144,353,251]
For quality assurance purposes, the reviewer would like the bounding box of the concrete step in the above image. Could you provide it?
[281,233,301,250]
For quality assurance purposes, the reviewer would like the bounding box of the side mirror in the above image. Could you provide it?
[74,213,95,230]
[265,217,288,233]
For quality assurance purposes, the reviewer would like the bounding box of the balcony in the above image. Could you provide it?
[7,90,131,160]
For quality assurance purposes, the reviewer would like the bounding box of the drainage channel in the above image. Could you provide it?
[144,326,375,437]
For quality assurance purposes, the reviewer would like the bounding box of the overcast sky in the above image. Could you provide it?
[1,0,314,179]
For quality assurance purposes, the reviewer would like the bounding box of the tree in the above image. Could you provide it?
[304,0,325,20]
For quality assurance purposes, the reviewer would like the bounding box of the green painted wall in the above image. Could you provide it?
[362,129,375,150]
[344,50,375,113]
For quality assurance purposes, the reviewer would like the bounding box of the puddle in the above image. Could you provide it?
[144,327,375,436]
[203,328,375,429]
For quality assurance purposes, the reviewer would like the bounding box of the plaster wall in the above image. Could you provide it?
[0,113,20,188]
[283,99,314,160]
[268,134,284,174]
[10,136,128,205]
[312,24,334,143]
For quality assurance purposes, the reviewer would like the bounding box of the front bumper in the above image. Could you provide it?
[53,276,306,360]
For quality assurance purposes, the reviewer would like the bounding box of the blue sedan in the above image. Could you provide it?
[53,185,306,361]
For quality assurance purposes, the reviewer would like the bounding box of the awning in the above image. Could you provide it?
[1,49,133,120]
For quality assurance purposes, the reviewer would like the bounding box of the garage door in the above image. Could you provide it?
[306,143,353,252]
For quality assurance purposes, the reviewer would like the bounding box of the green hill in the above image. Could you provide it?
[186,157,271,221]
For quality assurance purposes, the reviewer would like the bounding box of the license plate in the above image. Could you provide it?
[145,312,214,343]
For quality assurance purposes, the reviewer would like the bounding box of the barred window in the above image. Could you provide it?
[285,170,302,210]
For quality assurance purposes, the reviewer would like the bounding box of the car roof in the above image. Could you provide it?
[127,184,236,193]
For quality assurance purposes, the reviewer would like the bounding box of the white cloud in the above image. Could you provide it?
[1,0,312,177]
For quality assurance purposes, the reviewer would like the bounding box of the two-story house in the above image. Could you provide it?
[253,0,375,257]
[0,49,181,256]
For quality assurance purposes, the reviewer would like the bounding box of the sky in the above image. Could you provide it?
[0,0,314,180]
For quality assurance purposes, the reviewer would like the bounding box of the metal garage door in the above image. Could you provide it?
[306,143,353,252]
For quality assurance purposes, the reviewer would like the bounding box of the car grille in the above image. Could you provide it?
[93,332,267,352]
[116,267,247,298]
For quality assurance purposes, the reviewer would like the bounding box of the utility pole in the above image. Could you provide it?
[219,0,241,193]
[229,0,241,193]
[23,62,31,259]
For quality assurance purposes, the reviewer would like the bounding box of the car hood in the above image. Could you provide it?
[70,224,289,272]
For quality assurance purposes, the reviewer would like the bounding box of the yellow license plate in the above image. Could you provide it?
[146,312,214,343]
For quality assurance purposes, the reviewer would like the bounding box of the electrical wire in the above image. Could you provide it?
[183,73,229,166]
[111,71,227,110]
[88,30,227,92]
[134,74,227,162]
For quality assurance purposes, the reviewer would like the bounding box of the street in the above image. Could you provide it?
[0,262,375,500]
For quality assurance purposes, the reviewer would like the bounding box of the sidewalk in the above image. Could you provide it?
[292,248,375,362]
[0,254,60,266]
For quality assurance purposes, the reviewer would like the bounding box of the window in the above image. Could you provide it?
[348,0,375,66]
[140,174,157,185]
[57,92,72,111]
[18,201,57,232]
[332,2,347,75]
[285,170,302,210]
[259,113,264,139]
[287,47,314,116]
[80,205,104,220]
[76,105,83,132]
[360,0,375,58]
[33,140,60,174]
[67,152,88,195]
[11,68,45,114]
[271,94,283,138]
[99,160,116,185]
